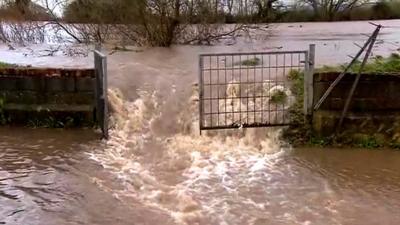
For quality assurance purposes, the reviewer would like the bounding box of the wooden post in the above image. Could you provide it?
[307,44,315,116]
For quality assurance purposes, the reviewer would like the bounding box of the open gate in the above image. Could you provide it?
[199,45,315,131]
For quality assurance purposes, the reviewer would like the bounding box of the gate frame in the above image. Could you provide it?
[198,44,315,132]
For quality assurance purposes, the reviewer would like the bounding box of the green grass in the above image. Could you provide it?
[0,61,11,69]
[240,57,261,66]
[287,70,304,96]
[281,69,312,146]
[317,54,400,74]
[309,136,330,147]
[353,134,384,149]
[391,142,400,149]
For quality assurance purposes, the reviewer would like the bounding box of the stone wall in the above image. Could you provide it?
[0,67,96,127]
[312,72,400,143]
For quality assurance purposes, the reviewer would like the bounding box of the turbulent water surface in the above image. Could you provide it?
[1,20,400,225]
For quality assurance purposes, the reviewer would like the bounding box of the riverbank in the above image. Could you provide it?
[283,54,400,149]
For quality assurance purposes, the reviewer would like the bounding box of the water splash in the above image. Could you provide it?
[88,83,294,224]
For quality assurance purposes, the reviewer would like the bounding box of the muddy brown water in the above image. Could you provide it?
[1,20,400,225]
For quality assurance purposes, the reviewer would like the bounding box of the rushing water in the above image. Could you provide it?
[1,20,400,225]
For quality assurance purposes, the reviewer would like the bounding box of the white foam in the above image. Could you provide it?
[87,85,295,224]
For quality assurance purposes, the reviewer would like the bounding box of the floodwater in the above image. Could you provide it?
[1,20,400,225]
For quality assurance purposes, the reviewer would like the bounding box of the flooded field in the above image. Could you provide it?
[1,20,400,225]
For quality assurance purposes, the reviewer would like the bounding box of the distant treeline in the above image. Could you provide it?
[0,0,399,23]
[277,1,400,22]
[63,0,400,23]
[1,0,400,47]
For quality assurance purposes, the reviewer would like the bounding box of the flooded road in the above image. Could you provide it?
[2,127,400,224]
[1,20,400,224]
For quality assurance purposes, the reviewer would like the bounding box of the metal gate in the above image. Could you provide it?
[199,46,314,131]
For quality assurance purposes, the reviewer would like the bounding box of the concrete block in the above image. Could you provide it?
[45,77,75,92]
[17,77,45,91]
[76,78,95,92]
[45,92,95,105]
[312,110,338,136]
[0,91,43,104]
[0,77,18,91]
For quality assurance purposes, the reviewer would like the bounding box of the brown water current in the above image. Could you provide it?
[1,20,400,225]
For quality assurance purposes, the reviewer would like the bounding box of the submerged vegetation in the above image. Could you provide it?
[240,57,261,66]
[27,115,90,128]
[282,69,312,146]
[270,90,287,104]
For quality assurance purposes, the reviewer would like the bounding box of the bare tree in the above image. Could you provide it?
[0,0,253,47]
[253,0,280,21]
[302,0,370,20]
[15,0,30,15]
[57,0,249,46]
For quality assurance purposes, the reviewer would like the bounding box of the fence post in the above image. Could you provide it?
[304,49,310,116]
[94,49,108,139]
[198,55,204,135]
[94,51,101,121]
[307,44,316,117]
[102,55,109,139]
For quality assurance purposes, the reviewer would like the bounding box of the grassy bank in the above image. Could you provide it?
[318,53,400,74]
[283,55,400,149]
